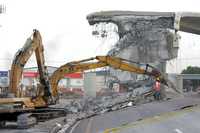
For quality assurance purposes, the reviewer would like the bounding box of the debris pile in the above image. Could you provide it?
[49,80,178,133]
[55,83,155,133]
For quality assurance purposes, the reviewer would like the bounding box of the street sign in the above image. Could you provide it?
[0,71,8,77]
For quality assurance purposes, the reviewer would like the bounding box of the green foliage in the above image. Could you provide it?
[181,66,200,74]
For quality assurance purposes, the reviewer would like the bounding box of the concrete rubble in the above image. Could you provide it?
[54,85,181,133]
[53,81,161,133]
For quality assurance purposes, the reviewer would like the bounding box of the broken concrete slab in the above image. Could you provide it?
[87,11,200,35]
[87,11,180,83]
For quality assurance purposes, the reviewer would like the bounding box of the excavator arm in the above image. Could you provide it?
[96,56,164,82]
[32,30,51,101]
[9,30,51,106]
[9,31,38,96]
[50,56,164,103]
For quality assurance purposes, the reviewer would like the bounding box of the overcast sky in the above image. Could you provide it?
[0,0,200,73]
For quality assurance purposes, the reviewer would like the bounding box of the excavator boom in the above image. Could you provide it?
[32,30,51,99]
[50,56,164,103]
[9,33,38,96]
[8,30,51,107]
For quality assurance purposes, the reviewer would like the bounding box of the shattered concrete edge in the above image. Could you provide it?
[87,11,182,82]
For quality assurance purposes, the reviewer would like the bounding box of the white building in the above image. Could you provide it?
[84,71,109,97]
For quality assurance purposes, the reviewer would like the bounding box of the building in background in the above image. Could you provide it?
[0,71,8,87]
[84,71,110,97]
[0,71,8,97]
[168,74,200,93]
[21,66,57,97]
[59,73,84,97]
[23,66,84,97]
[83,72,96,97]
[22,66,57,88]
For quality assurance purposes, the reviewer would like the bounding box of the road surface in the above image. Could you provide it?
[69,94,200,133]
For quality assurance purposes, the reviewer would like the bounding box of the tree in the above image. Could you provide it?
[181,66,200,74]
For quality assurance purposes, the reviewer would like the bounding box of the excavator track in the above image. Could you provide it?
[17,107,67,129]
[0,107,67,128]
[31,107,67,122]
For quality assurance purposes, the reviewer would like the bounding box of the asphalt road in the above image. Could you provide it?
[69,94,200,133]
[109,106,200,133]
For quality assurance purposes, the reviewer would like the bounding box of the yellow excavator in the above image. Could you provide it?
[0,30,64,127]
[49,56,167,103]
[0,30,52,108]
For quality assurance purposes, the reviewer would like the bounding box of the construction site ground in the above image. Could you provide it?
[0,99,71,133]
[1,93,200,133]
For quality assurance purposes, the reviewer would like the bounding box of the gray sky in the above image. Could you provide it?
[0,0,200,73]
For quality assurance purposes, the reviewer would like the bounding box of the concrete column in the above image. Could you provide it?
[84,72,97,97]
[176,75,183,94]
